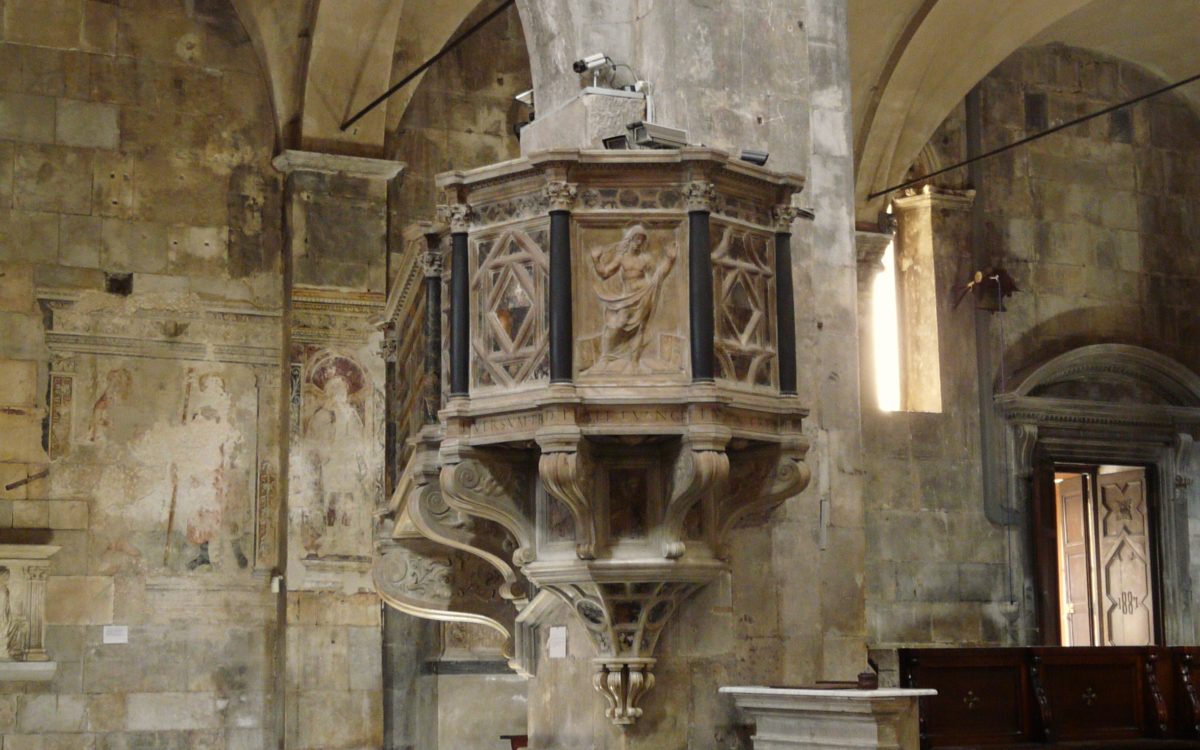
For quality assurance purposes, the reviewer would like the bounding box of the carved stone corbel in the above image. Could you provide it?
[661,445,729,558]
[440,455,536,565]
[407,480,528,603]
[372,538,515,651]
[539,447,598,559]
[594,658,656,726]
[716,443,812,555]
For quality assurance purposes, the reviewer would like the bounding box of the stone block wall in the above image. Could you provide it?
[862,44,1200,648]
[0,1,285,748]
[387,2,531,223]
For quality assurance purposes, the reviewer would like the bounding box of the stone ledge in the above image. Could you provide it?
[0,660,56,682]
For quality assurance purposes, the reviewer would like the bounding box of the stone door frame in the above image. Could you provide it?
[996,344,1200,645]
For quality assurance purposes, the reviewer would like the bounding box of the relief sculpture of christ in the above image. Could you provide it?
[585,224,678,374]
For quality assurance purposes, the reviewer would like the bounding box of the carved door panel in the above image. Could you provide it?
[1057,475,1094,646]
[1095,469,1155,646]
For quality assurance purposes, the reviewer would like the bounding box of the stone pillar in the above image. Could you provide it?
[890,187,976,412]
[24,566,48,661]
[509,4,868,748]
[546,181,577,383]
[273,150,404,750]
[686,180,716,382]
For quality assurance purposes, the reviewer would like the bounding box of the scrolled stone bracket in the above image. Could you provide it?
[440,454,536,566]
[594,658,656,726]
[661,444,729,559]
[716,441,812,557]
[538,447,598,560]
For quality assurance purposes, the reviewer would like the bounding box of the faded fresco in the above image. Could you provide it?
[290,346,383,563]
[61,357,260,575]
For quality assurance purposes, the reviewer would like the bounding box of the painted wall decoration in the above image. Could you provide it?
[291,347,381,562]
[74,358,259,575]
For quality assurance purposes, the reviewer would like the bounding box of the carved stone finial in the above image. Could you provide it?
[773,205,803,232]
[437,203,472,233]
[683,181,717,212]
[544,181,578,212]
[420,250,443,278]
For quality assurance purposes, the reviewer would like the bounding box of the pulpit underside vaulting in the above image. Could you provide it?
[374,148,812,725]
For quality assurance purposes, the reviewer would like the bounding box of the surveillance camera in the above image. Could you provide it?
[739,149,770,166]
[572,53,612,74]
[514,89,533,107]
[627,121,689,149]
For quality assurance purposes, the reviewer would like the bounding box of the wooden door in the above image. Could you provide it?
[1032,460,1062,645]
[1057,475,1094,646]
[1095,469,1155,646]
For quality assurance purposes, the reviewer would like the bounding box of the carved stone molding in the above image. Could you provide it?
[271,150,405,180]
[544,181,578,212]
[0,545,59,681]
[684,181,717,212]
[437,203,473,233]
[772,205,804,233]
[421,251,444,278]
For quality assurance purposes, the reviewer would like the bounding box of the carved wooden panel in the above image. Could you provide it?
[1058,474,1094,646]
[471,223,550,390]
[1096,469,1154,646]
[711,223,777,389]
[901,647,1031,747]
[1038,647,1145,741]
[901,646,1200,746]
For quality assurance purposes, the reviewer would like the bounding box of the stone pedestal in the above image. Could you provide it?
[720,687,935,750]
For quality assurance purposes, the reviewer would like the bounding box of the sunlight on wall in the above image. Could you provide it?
[873,241,902,412]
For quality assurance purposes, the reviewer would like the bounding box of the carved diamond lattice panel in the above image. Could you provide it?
[471,226,550,389]
[712,224,777,388]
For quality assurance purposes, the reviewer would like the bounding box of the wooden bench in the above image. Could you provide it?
[898,647,1200,748]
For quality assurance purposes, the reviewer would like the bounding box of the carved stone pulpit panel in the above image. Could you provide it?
[0,545,59,681]
[375,148,811,725]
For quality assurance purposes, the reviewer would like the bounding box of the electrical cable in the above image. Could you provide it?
[867,71,1200,200]
[340,0,516,132]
